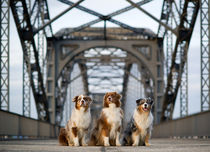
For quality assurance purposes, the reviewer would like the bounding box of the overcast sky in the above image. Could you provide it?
[9,0,201,119]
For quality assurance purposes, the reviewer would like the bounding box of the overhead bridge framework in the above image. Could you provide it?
[47,28,164,124]
[0,0,207,126]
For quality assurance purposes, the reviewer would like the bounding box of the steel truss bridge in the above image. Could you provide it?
[0,0,209,130]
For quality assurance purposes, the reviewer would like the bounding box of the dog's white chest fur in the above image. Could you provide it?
[133,109,153,137]
[103,104,122,138]
[71,108,91,129]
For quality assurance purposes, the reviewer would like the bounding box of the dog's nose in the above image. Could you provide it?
[81,100,85,104]
[108,97,112,101]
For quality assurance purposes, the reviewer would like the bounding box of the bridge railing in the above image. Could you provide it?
[0,110,60,139]
[152,110,210,138]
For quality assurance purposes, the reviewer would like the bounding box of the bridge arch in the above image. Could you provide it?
[47,38,164,124]
[57,40,158,80]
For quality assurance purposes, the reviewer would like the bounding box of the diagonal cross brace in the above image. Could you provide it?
[57,0,155,38]
[34,0,84,34]
[126,0,177,36]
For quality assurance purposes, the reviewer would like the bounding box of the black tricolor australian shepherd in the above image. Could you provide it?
[123,98,154,146]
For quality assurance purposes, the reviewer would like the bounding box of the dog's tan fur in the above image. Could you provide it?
[58,95,92,146]
[89,92,123,146]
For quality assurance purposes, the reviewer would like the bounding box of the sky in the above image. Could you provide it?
[8,0,201,119]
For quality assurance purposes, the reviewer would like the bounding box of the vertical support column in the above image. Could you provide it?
[200,0,210,111]
[22,0,31,117]
[155,38,164,124]
[165,11,173,77]
[179,0,188,118]
[37,0,45,74]
[209,0,210,110]
[22,44,31,117]
[180,44,188,117]
[0,0,10,110]
[46,39,55,124]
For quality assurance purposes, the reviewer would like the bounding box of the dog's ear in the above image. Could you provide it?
[103,93,109,107]
[72,96,79,102]
[104,93,109,101]
[116,93,121,100]
[136,98,144,105]
[86,96,92,104]
[147,97,154,106]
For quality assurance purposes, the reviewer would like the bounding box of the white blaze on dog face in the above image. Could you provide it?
[72,95,92,110]
[108,96,112,102]
[78,95,85,106]
[136,98,154,112]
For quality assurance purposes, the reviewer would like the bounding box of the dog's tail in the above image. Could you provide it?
[58,128,68,146]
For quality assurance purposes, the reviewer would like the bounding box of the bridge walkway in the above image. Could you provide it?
[0,138,210,152]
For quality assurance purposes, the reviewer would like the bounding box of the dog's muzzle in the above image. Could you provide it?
[80,100,86,106]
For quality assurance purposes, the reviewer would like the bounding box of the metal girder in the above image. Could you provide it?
[0,0,10,111]
[160,1,199,121]
[39,0,53,37]
[55,27,155,40]
[78,63,89,95]
[34,0,84,34]
[121,63,132,107]
[56,0,153,37]
[23,0,32,118]
[57,0,155,38]
[157,0,171,37]
[179,0,188,117]
[126,0,177,36]
[22,43,31,117]
[56,64,71,124]
[157,0,189,119]
[201,0,210,111]
[10,0,50,121]
[23,0,53,118]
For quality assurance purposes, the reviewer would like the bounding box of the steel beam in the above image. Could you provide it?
[126,0,177,36]
[34,0,84,34]
[201,0,210,111]
[57,0,155,38]
[22,0,32,118]
[121,63,132,108]
[179,0,188,117]
[23,0,53,118]
[56,0,152,37]
[22,44,31,117]
[161,1,199,121]
[0,0,10,111]
[10,0,50,121]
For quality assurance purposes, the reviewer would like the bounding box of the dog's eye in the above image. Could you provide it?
[146,100,152,105]
[138,101,145,105]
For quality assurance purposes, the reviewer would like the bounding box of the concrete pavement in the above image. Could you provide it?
[0,138,210,152]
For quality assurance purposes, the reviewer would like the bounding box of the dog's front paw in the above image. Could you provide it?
[116,140,121,146]
[145,142,150,146]
[116,143,121,146]
[103,137,110,146]
[74,143,79,146]
[82,142,88,146]
[73,138,79,146]
[132,143,138,146]
[104,143,110,146]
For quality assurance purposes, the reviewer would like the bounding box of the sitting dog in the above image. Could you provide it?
[59,95,92,146]
[89,92,123,146]
[122,98,154,146]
